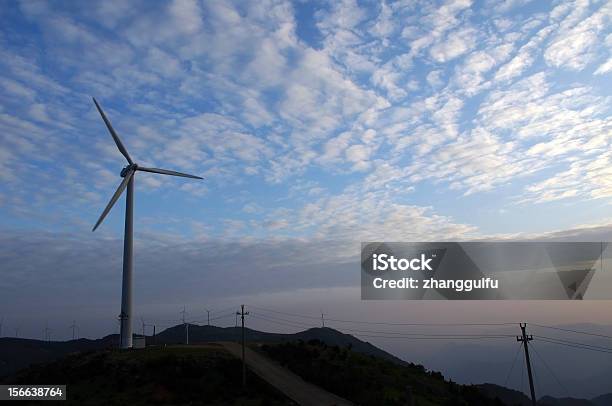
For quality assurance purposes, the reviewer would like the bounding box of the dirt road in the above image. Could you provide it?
[220,341,353,406]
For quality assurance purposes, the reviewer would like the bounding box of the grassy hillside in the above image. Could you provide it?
[3,345,292,406]
[258,339,506,406]
[0,336,117,378]
[0,325,405,379]
[155,325,406,365]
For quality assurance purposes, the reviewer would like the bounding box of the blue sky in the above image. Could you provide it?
[1,0,612,341]
[0,0,610,242]
[1,1,612,396]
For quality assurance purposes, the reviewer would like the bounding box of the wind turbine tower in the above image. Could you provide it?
[91,98,203,349]
[70,320,78,340]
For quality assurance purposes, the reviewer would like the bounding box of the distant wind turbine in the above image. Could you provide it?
[69,320,78,340]
[91,98,203,349]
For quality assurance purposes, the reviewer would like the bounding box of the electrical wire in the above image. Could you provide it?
[535,336,612,352]
[249,305,518,327]
[252,314,514,340]
[504,343,523,387]
[186,311,236,324]
[521,352,525,395]
[351,333,513,340]
[250,314,318,329]
[530,323,612,340]
[536,337,612,354]
[252,312,515,338]
[529,342,569,397]
[531,345,540,399]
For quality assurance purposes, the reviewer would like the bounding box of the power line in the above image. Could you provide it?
[352,333,514,340]
[249,305,517,327]
[530,324,612,340]
[252,312,515,338]
[250,314,315,329]
[535,336,612,352]
[531,346,540,403]
[209,313,236,322]
[185,306,239,323]
[520,350,525,396]
[536,337,612,354]
[251,314,513,340]
[529,342,569,398]
[504,343,523,387]
[185,311,236,325]
[136,306,240,326]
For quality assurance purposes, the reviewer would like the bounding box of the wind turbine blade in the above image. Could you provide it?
[92,170,134,231]
[92,98,133,164]
[137,166,203,179]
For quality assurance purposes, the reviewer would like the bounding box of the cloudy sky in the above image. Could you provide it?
[1,0,612,387]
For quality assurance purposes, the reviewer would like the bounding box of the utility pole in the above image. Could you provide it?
[181,306,189,345]
[141,318,146,336]
[321,312,326,328]
[206,309,210,326]
[70,320,77,340]
[236,304,250,388]
[517,323,536,406]
[153,324,156,345]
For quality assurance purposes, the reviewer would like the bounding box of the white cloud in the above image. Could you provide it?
[494,25,554,82]
[544,1,611,70]
[426,70,445,87]
[319,132,352,164]
[522,151,612,203]
[429,27,477,62]
[594,58,612,74]
[371,61,409,100]
[345,144,374,171]
[0,78,36,100]
[407,0,472,56]
[145,47,183,78]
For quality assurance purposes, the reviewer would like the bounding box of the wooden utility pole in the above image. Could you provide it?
[206,309,210,326]
[237,304,250,388]
[517,323,536,406]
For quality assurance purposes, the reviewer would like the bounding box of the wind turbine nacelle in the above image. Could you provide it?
[121,164,138,177]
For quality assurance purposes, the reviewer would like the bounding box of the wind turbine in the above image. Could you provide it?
[69,320,78,340]
[91,98,202,349]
